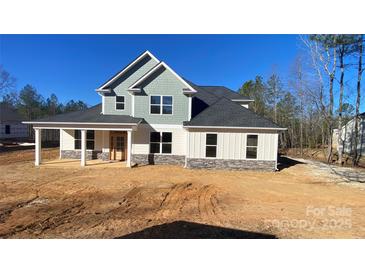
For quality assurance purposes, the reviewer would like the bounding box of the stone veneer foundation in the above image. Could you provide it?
[186,158,276,171]
[60,150,109,161]
[131,154,185,166]
[61,151,276,170]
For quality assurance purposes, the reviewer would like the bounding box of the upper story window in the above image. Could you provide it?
[150,95,173,115]
[205,134,217,158]
[74,130,95,150]
[246,135,258,159]
[150,132,172,154]
[5,125,10,134]
[116,96,125,110]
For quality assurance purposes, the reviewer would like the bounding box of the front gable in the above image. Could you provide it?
[100,51,159,116]
[98,51,195,125]
[134,65,192,124]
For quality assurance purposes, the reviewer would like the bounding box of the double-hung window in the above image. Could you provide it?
[150,132,172,154]
[246,135,258,159]
[205,134,217,158]
[150,95,173,114]
[74,130,95,150]
[116,96,125,110]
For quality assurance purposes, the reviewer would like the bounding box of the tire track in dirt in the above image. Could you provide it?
[198,185,225,225]
[0,201,85,238]
[0,195,39,224]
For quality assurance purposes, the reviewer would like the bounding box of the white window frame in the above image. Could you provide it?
[74,130,95,151]
[115,95,125,111]
[149,95,173,115]
[205,133,218,158]
[246,134,258,160]
[149,131,172,154]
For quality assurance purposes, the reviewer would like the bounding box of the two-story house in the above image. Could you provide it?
[24,51,285,171]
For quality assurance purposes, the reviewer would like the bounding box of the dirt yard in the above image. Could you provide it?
[0,148,364,239]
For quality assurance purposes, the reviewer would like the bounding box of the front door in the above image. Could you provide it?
[110,131,127,161]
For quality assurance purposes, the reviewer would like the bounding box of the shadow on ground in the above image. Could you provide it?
[116,221,277,239]
[277,155,304,171]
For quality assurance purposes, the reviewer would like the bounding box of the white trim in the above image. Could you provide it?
[149,131,173,155]
[96,50,159,91]
[184,130,189,168]
[127,130,132,168]
[245,134,258,160]
[128,62,197,93]
[131,93,135,117]
[59,129,62,159]
[149,95,173,115]
[34,128,41,166]
[232,99,254,102]
[188,96,192,121]
[184,125,287,130]
[80,129,86,167]
[147,124,183,129]
[102,96,105,114]
[205,133,218,158]
[115,95,125,111]
[33,127,135,131]
[23,121,140,126]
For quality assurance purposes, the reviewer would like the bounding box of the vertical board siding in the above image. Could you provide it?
[60,129,74,150]
[132,124,187,155]
[188,130,278,161]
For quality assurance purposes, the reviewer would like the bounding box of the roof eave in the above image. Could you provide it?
[22,121,141,126]
[231,99,254,102]
[183,125,287,131]
[95,88,112,94]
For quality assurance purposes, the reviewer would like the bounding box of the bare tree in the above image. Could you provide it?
[0,66,16,95]
[353,35,363,166]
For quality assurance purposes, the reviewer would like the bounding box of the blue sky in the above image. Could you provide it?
[0,34,305,105]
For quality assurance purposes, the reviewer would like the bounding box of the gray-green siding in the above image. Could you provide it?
[103,56,158,116]
[134,68,189,124]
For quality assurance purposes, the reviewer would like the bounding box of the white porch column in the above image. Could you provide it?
[35,128,41,166]
[127,130,132,168]
[81,129,87,167]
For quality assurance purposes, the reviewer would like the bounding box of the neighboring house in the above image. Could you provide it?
[333,112,365,157]
[24,51,285,170]
[0,103,28,140]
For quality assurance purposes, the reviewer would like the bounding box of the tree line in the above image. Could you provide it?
[239,34,364,166]
[0,67,88,121]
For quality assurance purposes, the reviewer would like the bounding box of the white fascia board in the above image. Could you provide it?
[128,62,197,93]
[33,126,135,131]
[23,121,141,126]
[183,125,287,131]
[232,99,255,102]
[96,50,159,92]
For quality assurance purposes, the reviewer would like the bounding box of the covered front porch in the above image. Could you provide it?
[40,158,127,168]
[32,124,137,167]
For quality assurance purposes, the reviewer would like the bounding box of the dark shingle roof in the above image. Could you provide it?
[184,97,284,129]
[185,80,251,102]
[27,104,142,124]
[197,86,251,101]
[0,104,24,123]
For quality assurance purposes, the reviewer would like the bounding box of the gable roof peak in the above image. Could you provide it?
[128,61,197,94]
[96,50,159,92]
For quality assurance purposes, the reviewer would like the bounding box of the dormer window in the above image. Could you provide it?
[116,96,125,110]
[150,95,173,115]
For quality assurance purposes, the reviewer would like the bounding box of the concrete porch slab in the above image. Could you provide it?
[40,159,126,168]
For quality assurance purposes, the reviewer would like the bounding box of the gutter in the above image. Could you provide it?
[183,125,287,131]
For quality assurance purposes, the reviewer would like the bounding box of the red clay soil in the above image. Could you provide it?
[0,148,364,239]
